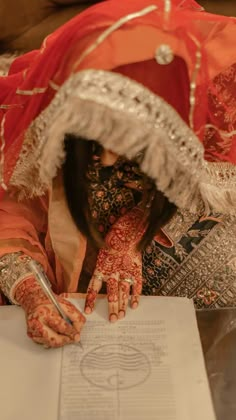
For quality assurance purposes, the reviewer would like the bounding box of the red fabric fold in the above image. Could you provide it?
[0,0,235,198]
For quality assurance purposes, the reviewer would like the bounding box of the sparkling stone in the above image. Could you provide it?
[155,44,174,65]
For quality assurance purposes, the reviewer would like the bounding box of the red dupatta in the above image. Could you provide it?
[0,0,235,213]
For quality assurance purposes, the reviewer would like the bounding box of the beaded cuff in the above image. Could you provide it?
[0,252,38,304]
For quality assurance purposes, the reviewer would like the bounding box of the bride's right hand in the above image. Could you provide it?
[15,277,86,348]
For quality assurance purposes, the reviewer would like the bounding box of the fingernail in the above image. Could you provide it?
[132,301,138,309]
[85,306,92,314]
[109,313,118,323]
[74,334,81,342]
[118,310,125,319]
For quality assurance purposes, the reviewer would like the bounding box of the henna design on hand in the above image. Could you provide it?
[85,208,145,319]
[15,277,85,348]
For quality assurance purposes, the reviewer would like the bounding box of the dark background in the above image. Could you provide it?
[0,1,235,52]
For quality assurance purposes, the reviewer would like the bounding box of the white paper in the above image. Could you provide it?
[0,306,61,420]
[59,297,216,420]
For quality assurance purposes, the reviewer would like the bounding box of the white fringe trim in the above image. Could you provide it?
[10,69,236,215]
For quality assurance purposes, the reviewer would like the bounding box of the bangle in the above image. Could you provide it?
[0,252,39,304]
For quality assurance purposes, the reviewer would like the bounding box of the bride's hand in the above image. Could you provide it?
[84,207,145,322]
[15,277,86,348]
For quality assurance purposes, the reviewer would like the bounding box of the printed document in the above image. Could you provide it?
[59,297,216,420]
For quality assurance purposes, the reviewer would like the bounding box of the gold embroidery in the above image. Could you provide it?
[188,35,202,130]
[198,124,236,139]
[0,115,7,191]
[16,87,47,95]
[0,104,23,110]
[203,63,236,161]
[40,35,50,54]
[23,69,27,80]
[72,5,158,71]
[164,0,171,13]
[49,80,60,91]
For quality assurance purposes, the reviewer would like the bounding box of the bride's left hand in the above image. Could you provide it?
[84,207,145,322]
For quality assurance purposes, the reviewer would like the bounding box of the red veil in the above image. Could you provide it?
[0,0,235,213]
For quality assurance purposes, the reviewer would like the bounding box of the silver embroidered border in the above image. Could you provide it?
[152,213,236,308]
[10,69,236,214]
[168,215,236,308]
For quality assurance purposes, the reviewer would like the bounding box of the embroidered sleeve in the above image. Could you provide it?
[0,252,38,304]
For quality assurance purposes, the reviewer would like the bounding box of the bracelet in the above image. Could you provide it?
[0,252,39,304]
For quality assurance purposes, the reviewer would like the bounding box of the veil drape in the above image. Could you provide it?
[0,0,235,213]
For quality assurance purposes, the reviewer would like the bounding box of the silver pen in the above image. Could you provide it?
[28,260,73,325]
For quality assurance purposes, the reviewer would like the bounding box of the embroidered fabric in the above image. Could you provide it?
[78,156,236,309]
[0,252,40,304]
[204,63,236,163]
[0,0,235,216]
[79,154,148,292]
[142,212,236,308]
[87,149,153,234]
[10,70,236,215]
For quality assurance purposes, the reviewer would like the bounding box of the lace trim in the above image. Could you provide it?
[10,69,236,214]
[0,252,38,304]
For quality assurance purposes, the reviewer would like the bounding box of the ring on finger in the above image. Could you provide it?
[94,273,104,282]
[120,278,134,285]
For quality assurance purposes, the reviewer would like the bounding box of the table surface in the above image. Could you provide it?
[197,308,236,420]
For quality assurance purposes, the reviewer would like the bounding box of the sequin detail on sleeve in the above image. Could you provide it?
[0,252,37,303]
